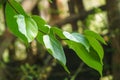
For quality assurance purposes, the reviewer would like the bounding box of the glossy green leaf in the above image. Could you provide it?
[7,0,26,15]
[51,27,66,39]
[63,31,90,51]
[36,32,44,45]
[43,33,69,73]
[15,15,38,42]
[85,35,104,64]
[66,41,103,76]
[5,3,28,43]
[84,30,106,44]
[32,15,49,33]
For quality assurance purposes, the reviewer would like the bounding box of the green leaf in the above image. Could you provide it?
[66,41,103,76]
[5,3,28,43]
[85,35,104,64]
[36,32,44,45]
[84,30,106,45]
[43,33,69,73]
[7,0,26,15]
[15,15,38,42]
[51,27,66,39]
[32,15,49,33]
[63,31,90,51]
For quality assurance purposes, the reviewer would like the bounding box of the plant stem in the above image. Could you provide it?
[70,62,84,80]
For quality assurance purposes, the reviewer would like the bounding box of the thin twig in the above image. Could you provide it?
[70,62,84,80]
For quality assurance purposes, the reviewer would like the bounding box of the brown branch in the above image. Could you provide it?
[51,5,106,27]
[0,29,14,58]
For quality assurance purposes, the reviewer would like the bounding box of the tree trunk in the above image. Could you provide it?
[106,0,120,80]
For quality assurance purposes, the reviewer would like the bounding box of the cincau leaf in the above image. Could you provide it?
[7,0,26,15]
[51,27,66,39]
[66,41,103,76]
[43,32,69,73]
[84,30,106,45]
[85,35,104,64]
[15,15,38,42]
[36,32,44,45]
[32,15,49,33]
[5,3,28,43]
[63,31,90,51]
